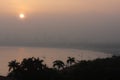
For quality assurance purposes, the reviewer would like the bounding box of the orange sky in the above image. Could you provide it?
[0,0,120,45]
[0,0,120,15]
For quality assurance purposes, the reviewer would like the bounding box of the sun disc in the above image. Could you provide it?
[19,13,25,19]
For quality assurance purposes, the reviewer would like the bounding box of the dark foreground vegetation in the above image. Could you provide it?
[2,56,120,80]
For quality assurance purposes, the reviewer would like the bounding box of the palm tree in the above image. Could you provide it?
[53,60,65,70]
[21,57,45,71]
[34,57,44,70]
[67,57,76,66]
[8,60,20,72]
[21,58,34,71]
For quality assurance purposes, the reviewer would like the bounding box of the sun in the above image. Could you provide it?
[19,13,25,19]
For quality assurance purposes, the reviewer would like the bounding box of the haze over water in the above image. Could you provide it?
[0,46,111,76]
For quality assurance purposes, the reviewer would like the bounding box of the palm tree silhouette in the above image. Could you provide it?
[67,57,76,66]
[53,60,65,70]
[34,57,44,70]
[21,58,34,71]
[8,60,20,71]
[21,57,45,71]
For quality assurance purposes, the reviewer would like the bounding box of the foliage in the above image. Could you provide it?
[53,60,65,70]
[7,56,120,80]
[66,57,76,66]
[7,57,60,80]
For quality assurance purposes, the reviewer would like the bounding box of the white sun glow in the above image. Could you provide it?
[19,13,25,19]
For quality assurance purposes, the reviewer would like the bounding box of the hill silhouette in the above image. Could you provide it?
[3,56,120,80]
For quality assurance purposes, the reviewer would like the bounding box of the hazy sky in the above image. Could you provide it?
[0,0,120,46]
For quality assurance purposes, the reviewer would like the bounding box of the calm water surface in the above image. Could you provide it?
[0,46,111,75]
